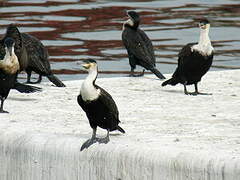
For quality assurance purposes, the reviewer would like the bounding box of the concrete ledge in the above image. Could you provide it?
[0,70,240,179]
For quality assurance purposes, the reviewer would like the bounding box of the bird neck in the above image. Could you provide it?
[192,25,213,56]
[85,67,98,85]
[80,67,100,101]
[0,47,19,74]
[198,27,210,47]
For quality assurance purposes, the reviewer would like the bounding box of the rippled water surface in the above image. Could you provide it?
[0,0,240,80]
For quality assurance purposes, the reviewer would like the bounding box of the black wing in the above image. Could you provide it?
[21,33,51,74]
[78,85,119,119]
[77,94,88,113]
[122,27,155,67]
[172,43,196,78]
[95,85,119,120]
[138,29,155,64]
[178,43,196,60]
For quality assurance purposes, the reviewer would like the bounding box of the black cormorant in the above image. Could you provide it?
[162,18,214,95]
[122,11,165,79]
[3,24,65,87]
[78,59,125,151]
[0,37,41,113]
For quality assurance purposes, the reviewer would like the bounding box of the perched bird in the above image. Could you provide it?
[122,11,165,79]
[162,18,214,95]
[3,24,65,87]
[0,37,41,113]
[78,59,125,151]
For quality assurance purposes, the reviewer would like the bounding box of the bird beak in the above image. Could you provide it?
[82,63,90,69]
[199,23,207,29]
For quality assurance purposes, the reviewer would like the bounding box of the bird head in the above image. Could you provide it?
[4,37,15,56]
[199,18,210,30]
[124,10,140,29]
[82,59,98,73]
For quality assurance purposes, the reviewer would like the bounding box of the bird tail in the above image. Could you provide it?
[117,125,125,134]
[150,67,166,79]
[162,77,179,86]
[14,82,42,93]
[47,74,66,87]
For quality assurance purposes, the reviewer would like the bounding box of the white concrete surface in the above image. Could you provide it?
[0,70,240,180]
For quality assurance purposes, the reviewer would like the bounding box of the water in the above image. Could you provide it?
[0,0,240,81]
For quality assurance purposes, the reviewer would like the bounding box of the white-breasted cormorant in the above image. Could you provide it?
[0,37,41,113]
[78,59,125,151]
[3,24,65,87]
[122,11,165,79]
[162,18,214,95]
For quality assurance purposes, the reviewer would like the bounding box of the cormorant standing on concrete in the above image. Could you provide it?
[122,11,165,79]
[162,18,214,95]
[0,37,41,113]
[78,59,125,151]
[3,24,65,87]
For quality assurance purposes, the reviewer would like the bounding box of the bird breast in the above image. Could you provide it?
[0,54,20,74]
[80,82,100,102]
[191,43,214,56]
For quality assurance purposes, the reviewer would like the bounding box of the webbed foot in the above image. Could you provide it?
[0,109,9,113]
[80,137,98,151]
[185,91,198,96]
[185,91,212,96]
[96,136,110,144]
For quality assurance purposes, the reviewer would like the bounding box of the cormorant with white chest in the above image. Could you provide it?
[3,24,65,87]
[122,11,165,79]
[162,18,214,95]
[78,59,125,151]
[0,37,41,113]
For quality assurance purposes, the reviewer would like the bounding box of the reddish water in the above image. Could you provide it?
[0,0,240,80]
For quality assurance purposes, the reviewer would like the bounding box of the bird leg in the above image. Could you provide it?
[96,130,110,144]
[27,72,42,84]
[0,97,8,113]
[26,71,32,84]
[140,69,145,76]
[184,82,190,95]
[184,82,199,96]
[193,83,212,95]
[80,128,98,151]
[184,83,212,96]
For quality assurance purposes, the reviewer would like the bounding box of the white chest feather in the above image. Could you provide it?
[0,48,19,74]
[80,70,100,101]
[192,42,214,56]
[191,28,214,56]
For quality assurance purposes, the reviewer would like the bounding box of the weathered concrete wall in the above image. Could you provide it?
[0,132,240,180]
[1,70,240,179]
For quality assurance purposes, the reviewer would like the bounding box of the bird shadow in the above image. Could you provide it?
[162,89,213,96]
[143,76,166,81]
[8,97,37,101]
[110,133,123,136]
[162,89,183,94]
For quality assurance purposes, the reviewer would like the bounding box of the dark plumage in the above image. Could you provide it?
[122,11,165,79]
[0,38,41,113]
[162,18,214,95]
[78,59,125,151]
[3,24,65,87]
